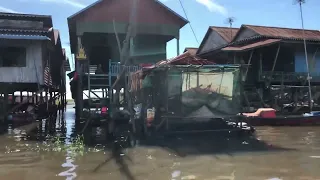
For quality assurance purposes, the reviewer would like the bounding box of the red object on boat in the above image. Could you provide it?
[242,114,320,126]
[241,108,320,126]
[101,107,108,114]
[260,111,276,118]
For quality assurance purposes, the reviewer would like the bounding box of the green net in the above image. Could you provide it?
[129,65,242,120]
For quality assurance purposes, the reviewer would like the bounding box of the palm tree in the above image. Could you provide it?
[294,0,313,111]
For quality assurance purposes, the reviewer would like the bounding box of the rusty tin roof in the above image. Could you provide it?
[210,26,239,42]
[243,25,320,41]
[222,39,281,52]
[184,47,198,56]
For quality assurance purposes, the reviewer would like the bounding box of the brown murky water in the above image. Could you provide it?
[1,106,320,180]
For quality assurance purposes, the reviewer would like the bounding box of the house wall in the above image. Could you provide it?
[83,33,167,66]
[236,44,295,83]
[0,40,44,84]
[295,52,320,74]
[233,28,258,42]
[199,30,227,54]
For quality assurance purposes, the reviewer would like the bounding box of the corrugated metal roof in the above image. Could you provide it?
[0,34,49,40]
[0,28,48,33]
[222,39,281,52]
[0,12,53,29]
[166,52,215,65]
[210,26,239,42]
[0,28,49,37]
[244,25,320,41]
[68,0,188,25]
[0,12,51,18]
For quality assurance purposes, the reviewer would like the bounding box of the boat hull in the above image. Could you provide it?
[242,115,320,126]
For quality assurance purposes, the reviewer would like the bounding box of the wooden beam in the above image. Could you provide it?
[271,44,281,73]
[244,50,254,81]
[267,44,281,87]
[259,52,262,73]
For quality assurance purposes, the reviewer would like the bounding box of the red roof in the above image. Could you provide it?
[243,25,320,41]
[210,26,239,42]
[183,47,198,56]
[165,52,215,65]
[222,39,281,52]
[135,52,215,74]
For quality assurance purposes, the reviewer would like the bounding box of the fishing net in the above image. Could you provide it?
[128,65,242,131]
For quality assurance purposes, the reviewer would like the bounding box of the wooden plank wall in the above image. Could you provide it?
[0,40,44,84]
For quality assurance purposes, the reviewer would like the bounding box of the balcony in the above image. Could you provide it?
[259,71,320,83]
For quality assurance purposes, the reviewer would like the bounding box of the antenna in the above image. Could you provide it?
[224,17,236,40]
[293,0,306,5]
[293,0,313,111]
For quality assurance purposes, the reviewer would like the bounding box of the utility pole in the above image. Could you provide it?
[294,0,313,111]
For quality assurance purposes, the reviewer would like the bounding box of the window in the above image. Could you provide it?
[0,47,27,67]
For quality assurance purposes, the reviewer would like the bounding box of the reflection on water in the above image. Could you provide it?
[0,106,320,180]
[58,155,78,180]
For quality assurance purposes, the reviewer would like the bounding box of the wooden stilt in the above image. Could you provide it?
[50,90,53,105]
[45,89,48,110]
[27,92,30,103]
[32,92,35,104]
[36,92,38,103]
[40,90,43,103]
[20,91,23,103]
[3,90,8,123]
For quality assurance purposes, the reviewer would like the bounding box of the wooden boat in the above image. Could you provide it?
[240,108,320,126]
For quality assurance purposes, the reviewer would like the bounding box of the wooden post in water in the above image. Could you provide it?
[45,89,48,110]
[3,90,8,123]
[36,91,38,104]
[20,91,23,103]
[50,90,53,105]
[27,92,30,103]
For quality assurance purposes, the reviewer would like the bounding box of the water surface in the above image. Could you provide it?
[0,106,320,180]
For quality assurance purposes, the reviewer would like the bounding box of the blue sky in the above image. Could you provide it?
[1,0,319,98]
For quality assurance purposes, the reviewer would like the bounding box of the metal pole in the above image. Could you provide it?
[300,2,313,111]
[177,38,180,56]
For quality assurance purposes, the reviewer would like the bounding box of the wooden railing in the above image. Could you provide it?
[259,71,320,82]
[110,63,141,76]
[86,63,141,76]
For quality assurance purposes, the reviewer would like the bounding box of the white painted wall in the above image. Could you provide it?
[0,40,44,84]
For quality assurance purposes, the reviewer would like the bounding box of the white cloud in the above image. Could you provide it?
[40,0,87,9]
[195,0,228,16]
[160,0,228,16]
[0,6,20,13]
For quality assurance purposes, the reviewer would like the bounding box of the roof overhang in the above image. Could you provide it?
[0,34,50,40]
[221,39,281,52]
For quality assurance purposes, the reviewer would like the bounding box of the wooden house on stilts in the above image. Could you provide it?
[67,0,188,119]
[0,12,68,122]
[197,24,320,113]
